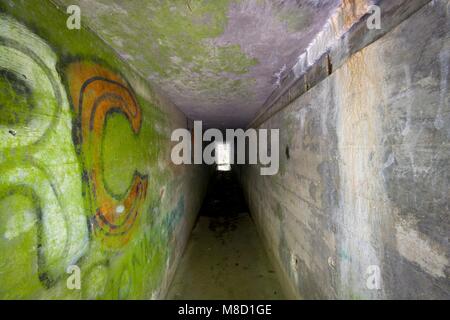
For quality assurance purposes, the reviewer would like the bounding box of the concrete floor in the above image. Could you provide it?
[167,172,285,300]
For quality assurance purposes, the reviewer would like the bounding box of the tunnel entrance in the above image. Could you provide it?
[167,171,285,299]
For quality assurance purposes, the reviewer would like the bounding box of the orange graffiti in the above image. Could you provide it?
[67,62,148,248]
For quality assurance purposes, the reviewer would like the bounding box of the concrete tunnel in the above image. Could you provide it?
[0,0,448,300]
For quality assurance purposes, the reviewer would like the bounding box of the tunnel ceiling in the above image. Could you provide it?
[54,0,341,128]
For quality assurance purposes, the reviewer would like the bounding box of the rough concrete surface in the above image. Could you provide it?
[241,0,449,299]
[52,0,341,128]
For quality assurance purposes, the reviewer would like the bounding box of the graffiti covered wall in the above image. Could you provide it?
[0,0,208,299]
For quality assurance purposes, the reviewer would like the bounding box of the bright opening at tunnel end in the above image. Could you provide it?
[216,142,232,172]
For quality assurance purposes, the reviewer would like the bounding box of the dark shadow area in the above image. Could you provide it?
[199,170,248,216]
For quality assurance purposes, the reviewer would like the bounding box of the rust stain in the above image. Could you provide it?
[341,0,369,30]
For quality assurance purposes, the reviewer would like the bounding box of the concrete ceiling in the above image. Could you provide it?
[55,0,341,128]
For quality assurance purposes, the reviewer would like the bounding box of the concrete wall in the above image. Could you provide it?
[241,1,449,299]
[0,1,208,299]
